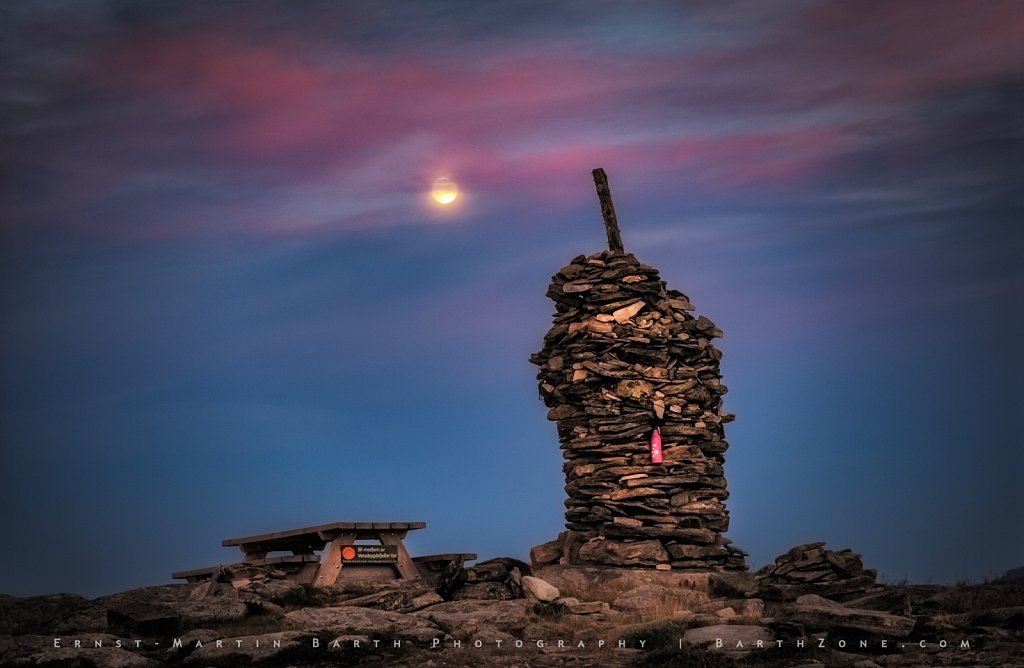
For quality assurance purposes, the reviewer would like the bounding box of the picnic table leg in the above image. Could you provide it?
[314,533,356,587]
[378,531,419,580]
[242,551,267,564]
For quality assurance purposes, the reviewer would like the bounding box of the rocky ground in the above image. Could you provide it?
[1,545,1021,667]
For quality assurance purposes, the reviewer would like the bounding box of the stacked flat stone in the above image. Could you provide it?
[755,542,878,600]
[530,250,745,571]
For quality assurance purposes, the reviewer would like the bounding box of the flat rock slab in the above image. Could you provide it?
[611,584,708,616]
[2,634,159,668]
[558,597,610,615]
[178,596,250,626]
[285,605,435,637]
[578,539,669,566]
[407,592,444,611]
[536,564,751,602]
[244,579,309,605]
[683,624,774,655]
[795,594,845,608]
[412,599,529,634]
[841,585,943,613]
[0,594,93,635]
[530,537,564,567]
[695,597,765,618]
[757,575,878,601]
[925,584,1024,612]
[97,585,195,609]
[186,631,307,664]
[326,580,435,610]
[784,602,916,637]
[97,585,199,636]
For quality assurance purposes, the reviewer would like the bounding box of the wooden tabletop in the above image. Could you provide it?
[222,521,427,547]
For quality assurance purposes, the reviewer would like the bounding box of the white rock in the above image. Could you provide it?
[522,576,560,602]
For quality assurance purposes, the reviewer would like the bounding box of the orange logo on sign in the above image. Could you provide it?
[341,546,357,560]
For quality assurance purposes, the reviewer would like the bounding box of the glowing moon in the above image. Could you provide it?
[431,177,458,204]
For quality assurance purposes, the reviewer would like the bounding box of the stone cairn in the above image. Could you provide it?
[530,169,746,572]
[755,542,878,600]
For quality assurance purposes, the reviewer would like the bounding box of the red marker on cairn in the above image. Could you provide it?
[650,427,663,463]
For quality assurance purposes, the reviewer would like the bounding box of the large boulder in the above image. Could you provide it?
[0,593,93,635]
[535,564,750,604]
[412,599,529,635]
[530,533,567,568]
[611,584,707,616]
[783,602,916,637]
[438,556,530,601]
[683,624,775,656]
[99,585,197,637]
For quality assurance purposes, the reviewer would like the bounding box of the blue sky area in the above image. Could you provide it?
[1,1,1021,597]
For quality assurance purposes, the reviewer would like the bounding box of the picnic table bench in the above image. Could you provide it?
[222,521,426,586]
[412,552,478,579]
[171,554,320,583]
[174,520,477,587]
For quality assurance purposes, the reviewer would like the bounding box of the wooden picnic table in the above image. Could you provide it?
[221,521,427,586]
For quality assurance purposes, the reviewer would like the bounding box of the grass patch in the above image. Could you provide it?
[271,583,319,609]
[709,577,749,600]
[620,618,693,649]
[629,599,699,624]
[524,601,602,639]
[529,600,569,619]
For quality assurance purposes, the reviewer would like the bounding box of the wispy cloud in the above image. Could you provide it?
[3,1,1018,242]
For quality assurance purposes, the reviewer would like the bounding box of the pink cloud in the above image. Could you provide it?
[43,1,1015,242]
[95,29,324,110]
[784,0,1023,100]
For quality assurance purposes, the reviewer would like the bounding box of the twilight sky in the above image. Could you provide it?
[1,1,1021,598]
